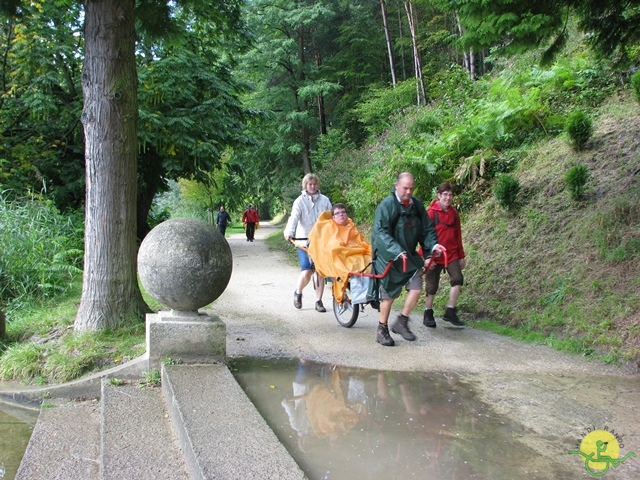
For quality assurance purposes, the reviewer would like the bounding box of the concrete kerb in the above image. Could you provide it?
[0,354,148,410]
[161,363,305,480]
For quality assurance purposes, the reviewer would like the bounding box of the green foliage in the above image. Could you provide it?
[565,110,593,151]
[0,2,85,211]
[162,357,183,365]
[448,0,640,64]
[313,129,356,170]
[446,0,566,56]
[427,65,476,106]
[0,195,84,307]
[352,80,417,136]
[493,174,521,210]
[140,369,161,387]
[573,0,640,59]
[564,163,590,200]
[631,71,640,102]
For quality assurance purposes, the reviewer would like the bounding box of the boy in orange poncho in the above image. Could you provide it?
[307,203,372,304]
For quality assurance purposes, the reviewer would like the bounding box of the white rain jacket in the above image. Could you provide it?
[284,190,332,247]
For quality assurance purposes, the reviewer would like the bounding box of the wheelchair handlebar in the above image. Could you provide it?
[350,256,406,279]
[425,248,448,270]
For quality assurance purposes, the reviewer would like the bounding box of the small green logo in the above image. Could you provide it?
[569,428,636,477]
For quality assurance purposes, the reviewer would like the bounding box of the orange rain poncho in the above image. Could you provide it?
[307,210,372,304]
[304,370,362,438]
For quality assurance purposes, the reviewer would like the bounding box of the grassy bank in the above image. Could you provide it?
[0,283,147,384]
[461,92,640,368]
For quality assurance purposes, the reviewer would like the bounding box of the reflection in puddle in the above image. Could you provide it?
[229,357,583,480]
[0,403,36,480]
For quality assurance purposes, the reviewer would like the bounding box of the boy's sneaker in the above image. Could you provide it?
[423,309,436,328]
[315,300,326,313]
[293,292,302,309]
[443,307,465,326]
[391,314,416,341]
[376,323,395,346]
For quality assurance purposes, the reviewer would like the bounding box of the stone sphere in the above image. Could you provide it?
[138,218,233,312]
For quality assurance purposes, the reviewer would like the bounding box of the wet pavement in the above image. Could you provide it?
[0,402,36,480]
[230,356,637,479]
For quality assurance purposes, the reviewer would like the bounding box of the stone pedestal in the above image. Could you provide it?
[138,218,234,372]
[146,311,226,372]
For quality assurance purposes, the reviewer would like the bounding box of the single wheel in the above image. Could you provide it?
[333,288,360,328]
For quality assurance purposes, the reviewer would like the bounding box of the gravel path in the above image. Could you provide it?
[211,221,640,476]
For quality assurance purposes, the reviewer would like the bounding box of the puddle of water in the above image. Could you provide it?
[0,402,36,480]
[229,357,593,480]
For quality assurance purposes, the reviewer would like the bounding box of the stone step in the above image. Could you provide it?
[101,381,189,479]
[15,398,101,479]
[162,364,304,480]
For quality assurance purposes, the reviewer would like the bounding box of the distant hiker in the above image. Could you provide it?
[284,173,332,312]
[241,204,260,242]
[216,206,232,236]
[423,182,466,328]
[369,172,443,346]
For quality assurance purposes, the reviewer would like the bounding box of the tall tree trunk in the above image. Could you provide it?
[380,0,397,86]
[404,1,426,105]
[455,12,475,80]
[301,125,312,173]
[469,46,476,80]
[76,0,148,332]
[397,2,407,80]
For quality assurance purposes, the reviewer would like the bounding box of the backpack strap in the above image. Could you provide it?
[390,195,424,232]
[431,210,457,227]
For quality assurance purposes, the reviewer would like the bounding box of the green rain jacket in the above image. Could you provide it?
[369,193,438,298]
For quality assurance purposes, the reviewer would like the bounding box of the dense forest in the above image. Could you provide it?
[1,0,639,380]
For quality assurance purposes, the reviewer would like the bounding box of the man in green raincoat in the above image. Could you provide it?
[369,172,443,346]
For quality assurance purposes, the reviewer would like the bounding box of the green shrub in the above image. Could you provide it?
[0,195,84,307]
[565,163,591,200]
[631,71,640,102]
[493,174,521,210]
[352,80,416,136]
[566,110,593,151]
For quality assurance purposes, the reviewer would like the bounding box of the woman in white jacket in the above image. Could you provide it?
[284,173,332,312]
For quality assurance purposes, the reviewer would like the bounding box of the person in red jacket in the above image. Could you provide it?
[423,182,466,327]
[241,204,260,242]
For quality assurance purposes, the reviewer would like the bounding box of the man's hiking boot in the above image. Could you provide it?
[376,323,395,346]
[293,291,302,309]
[315,300,326,312]
[443,307,465,326]
[423,309,436,328]
[391,314,416,341]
